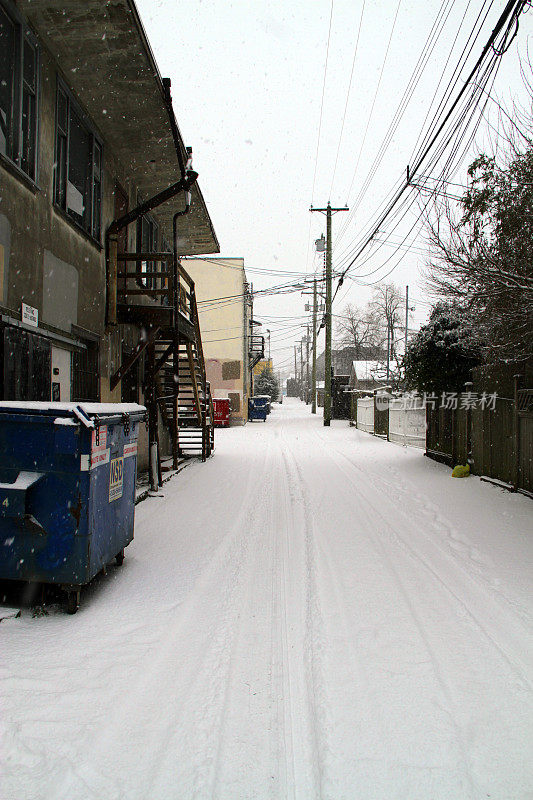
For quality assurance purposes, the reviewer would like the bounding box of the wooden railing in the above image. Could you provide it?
[115,252,197,330]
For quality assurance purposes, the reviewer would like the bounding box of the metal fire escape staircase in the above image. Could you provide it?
[152,283,214,460]
[106,164,215,492]
[109,251,214,468]
[249,334,265,371]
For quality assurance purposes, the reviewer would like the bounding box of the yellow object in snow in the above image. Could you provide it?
[452,464,470,478]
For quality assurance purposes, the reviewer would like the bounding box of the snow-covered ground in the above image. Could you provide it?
[1,398,532,800]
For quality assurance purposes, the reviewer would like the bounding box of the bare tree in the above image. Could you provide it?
[335,303,383,358]
[368,283,405,382]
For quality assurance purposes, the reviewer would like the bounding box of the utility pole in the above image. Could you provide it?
[294,345,298,394]
[305,325,310,404]
[404,284,409,356]
[310,202,349,425]
[300,341,304,400]
[386,320,391,382]
[312,278,317,413]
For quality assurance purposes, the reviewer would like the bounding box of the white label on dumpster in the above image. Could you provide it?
[109,457,124,502]
[123,443,137,458]
[91,448,110,469]
[91,426,107,453]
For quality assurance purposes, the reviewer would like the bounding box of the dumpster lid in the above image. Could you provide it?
[0,402,146,427]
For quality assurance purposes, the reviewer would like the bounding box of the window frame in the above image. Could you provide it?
[71,339,100,402]
[54,78,103,243]
[0,0,39,182]
[136,208,159,291]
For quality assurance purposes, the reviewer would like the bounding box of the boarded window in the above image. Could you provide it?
[228,392,240,412]
[222,360,241,381]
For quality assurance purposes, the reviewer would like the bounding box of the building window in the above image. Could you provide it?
[54,82,102,240]
[136,212,158,290]
[0,1,38,180]
[71,340,99,401]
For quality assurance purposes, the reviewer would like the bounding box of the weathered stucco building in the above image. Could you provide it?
[0,0,219,469]
[182,257,264,424]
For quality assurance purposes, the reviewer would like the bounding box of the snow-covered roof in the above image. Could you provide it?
[350,361,387,380]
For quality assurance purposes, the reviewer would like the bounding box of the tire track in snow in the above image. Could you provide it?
[206,413,322,799]
[278,434,330,799]
[290,427,480,795]
[206,438,302,798]
[323,435,532,624]
[300,427,533,795]
[53,433,281,799]
[313,429,533,691]
[282,446,392,789]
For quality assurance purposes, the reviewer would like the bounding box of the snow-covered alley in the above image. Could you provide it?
[1,398,532,800]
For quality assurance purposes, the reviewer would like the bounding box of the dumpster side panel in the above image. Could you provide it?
[0,404,144,598]
[87,420,138,577]
[0,416,91,585]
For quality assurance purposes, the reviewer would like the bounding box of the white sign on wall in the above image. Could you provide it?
[22,302,38,327]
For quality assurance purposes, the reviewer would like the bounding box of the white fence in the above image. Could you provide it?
[356,396,374,433]
[388,396,426,448]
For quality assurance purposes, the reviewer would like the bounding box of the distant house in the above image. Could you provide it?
[316,345,386,379]
[182,258,264,424]
[348,361,388,391]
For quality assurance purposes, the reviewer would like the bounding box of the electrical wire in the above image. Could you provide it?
[335,0,458,247]
[332,0,527,296]
[343,0,404,205]
[328,0,366,199]
[310,0,334,207]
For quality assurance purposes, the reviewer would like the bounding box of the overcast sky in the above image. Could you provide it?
[136,0,533,375]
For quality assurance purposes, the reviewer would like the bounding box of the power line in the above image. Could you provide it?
[335,0,485,253]
[332,0,527,296]
[310,0,334,206]
[343,0,404,205]
[328,0,366,199]
[336,0,457,246]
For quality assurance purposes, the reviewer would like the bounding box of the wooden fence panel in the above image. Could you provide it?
[426,406,454,463]
[356,397,374,433]
[471,406,486,474]
[374,397,389,438]
[471,398,514,484]
[519,414,533,493]
[492,398,514,485]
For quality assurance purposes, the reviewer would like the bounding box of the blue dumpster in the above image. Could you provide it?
[255,395,272,414]
[248,398,267,422]
[0,402,146,613]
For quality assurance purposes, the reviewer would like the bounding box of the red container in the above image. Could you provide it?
[213,398,230,427]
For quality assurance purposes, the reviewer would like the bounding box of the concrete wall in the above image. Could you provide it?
[0,21,169,469]
[0,40,146,377]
